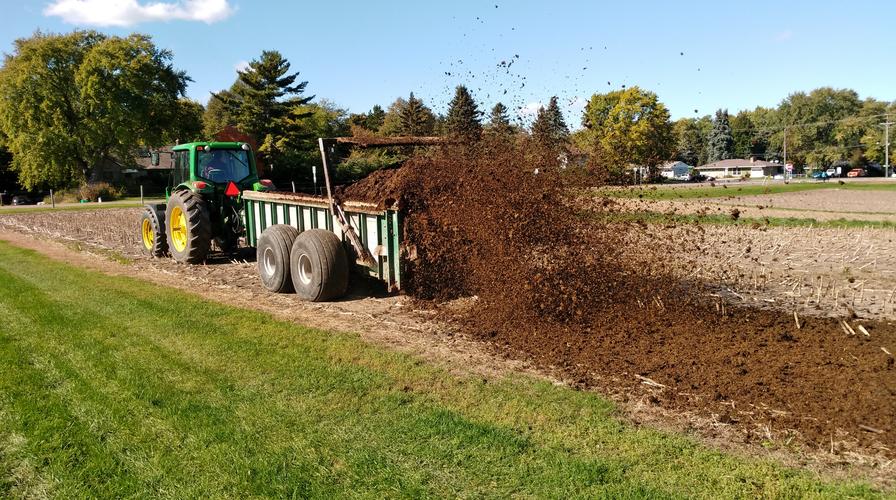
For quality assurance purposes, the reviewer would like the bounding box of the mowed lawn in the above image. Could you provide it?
[0,241,883,498]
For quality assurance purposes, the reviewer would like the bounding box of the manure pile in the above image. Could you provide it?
[343,138,895,455]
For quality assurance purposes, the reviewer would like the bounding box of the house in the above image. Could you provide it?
[695,158,783,178]
[659,161,692,179]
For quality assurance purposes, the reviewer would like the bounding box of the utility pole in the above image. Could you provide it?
[783,127,788,179]
[882,114,893,178]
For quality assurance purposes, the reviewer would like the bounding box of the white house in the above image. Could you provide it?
[696,158,783,178]
[659,160,692,179]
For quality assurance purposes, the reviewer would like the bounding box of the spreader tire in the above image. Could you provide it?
[140,207,168,257]
[166,190,211,264]
[257,224,300,293]
[290,229,349,302]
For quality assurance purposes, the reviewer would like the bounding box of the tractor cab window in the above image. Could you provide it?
[173,150,190,185]
[198,149,251,183]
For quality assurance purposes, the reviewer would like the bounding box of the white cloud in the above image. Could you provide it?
[518,101,544,118]
[44,0,236,27]
[774,30,793,42]
[234,60,250,72]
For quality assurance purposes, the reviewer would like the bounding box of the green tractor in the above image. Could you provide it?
[140,142,273,263]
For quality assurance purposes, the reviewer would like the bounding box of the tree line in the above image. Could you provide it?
[672,89,896,171]
[1,30,893,190]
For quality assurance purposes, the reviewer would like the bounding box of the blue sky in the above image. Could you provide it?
[4,1,895,126]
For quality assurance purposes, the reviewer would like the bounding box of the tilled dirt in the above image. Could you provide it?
[1,141,894,470]
[329,139,896,457]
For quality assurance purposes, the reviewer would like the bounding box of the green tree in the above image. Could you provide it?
[0,30,190,189]
[706,109,734,162]
[213,50,314,169]
[672,118,704,166]
[532,97,569,145]
[444,85,483,140]
[860,100,896,166]
[580,87,672,176]
[768,87,862,169]
[487,102,514,135]
[399,93,436,136]
[204,79,244,137]
[348,104,386,134]
[730,111,757,158]
[168,99,204,144]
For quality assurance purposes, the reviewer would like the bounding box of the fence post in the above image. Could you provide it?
[50,189,55,209]
[140,185,144,206]
[291,181,296,193]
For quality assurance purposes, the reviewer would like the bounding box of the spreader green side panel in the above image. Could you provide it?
[242,191,402,291]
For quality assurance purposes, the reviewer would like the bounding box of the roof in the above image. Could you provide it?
[660,160,692,169]
[331,136,448,147]
[697,158,781,170]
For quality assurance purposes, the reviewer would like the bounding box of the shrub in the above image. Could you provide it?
[44,182,126,203]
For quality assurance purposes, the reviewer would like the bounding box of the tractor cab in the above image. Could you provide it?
[165,142,272,195]
[141,141,274,263]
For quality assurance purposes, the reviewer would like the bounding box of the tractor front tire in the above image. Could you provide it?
[140,207,168,257]
[166,190,211,264]
[290,229,349,302]
[257,224,300,293]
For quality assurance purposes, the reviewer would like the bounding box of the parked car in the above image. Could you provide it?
[11,194,35,205]
[825,168,836,177]
[811,171,830,181]
[847,168,865,178]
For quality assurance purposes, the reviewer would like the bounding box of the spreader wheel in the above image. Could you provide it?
[290,229,349,302]
[257,224,300,293]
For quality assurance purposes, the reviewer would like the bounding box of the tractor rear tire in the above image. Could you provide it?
[140,207,168,257]
[290,229,349,302]
[257,224,300,293]
[166,190,211,264]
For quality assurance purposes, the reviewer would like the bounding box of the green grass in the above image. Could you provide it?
[0,241,885,498]
[598,210,896,230]
[602,180,896,201]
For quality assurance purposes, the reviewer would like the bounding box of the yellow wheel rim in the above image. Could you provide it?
[170,206,188,253]
[141,218,154,250]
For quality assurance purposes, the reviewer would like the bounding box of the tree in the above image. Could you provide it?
[672,118,704,166]
[444,85,483,140]
[399,93,436,136]
[860,100,896,166]
[579,87,673,176]
[730,111,756,159]
[768,88,862,169]
[0,30,190,189]
[168,99,204,144]
[530,97,570,168]
[348,104,386,133]
[379,97,407,136]
[532,97,569,146]
[204,78,243,137]
[213,50,314,169]
[706,109,734,162]
[487,102,514,135]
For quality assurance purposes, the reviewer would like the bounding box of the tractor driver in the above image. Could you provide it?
[202,150,231,182]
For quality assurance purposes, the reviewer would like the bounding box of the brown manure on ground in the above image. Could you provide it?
[343,136,895,456]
